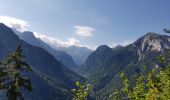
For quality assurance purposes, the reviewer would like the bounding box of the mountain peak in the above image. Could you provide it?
[0,23,6,26]
[0,23,11,31]
[22,31,35,38]
[97,45,110,50]
[95,45,113,54]
[145,32,159,36]
[0,23,20,42]
[144,32,160,38]
[19,31,42,46]
[133,32,170,60]
[135,32,162,45]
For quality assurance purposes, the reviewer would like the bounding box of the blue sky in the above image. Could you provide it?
[0,0,170,49]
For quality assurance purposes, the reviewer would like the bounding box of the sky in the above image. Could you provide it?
[0,0,170,49]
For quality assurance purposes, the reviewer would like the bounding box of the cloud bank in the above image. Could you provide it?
[34,32,81,48]
[0,16,91,48]
[74,26,95,37]
[0,16,30,32]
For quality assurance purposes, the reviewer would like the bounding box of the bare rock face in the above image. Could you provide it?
[134,32,170,60]
[141,33,162,52]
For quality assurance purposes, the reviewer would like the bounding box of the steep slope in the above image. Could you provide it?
[80,45,123,75]
[20,31,43,46]
[19,31,78,70]
[81,32,170,99]
[0,23,84,100]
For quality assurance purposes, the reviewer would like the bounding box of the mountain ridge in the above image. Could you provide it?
[52,45,93,65]
[79,32,170,99]
[19,31,78,70]
[0,23,85,100]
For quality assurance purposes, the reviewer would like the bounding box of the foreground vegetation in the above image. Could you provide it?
[111,64,170,100]
[110,28,170,99]
[73,60,170,100]
[0,45,32,100]
[71,81,90,100]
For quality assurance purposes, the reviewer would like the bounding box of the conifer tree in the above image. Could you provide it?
[0,45,32,100]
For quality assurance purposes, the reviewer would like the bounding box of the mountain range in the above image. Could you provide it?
[0,23,85,100]
[19,31,78,70]
[55,45,92,65]
[31,33,93,66]
[16,29,93,69]
[1,22,170,100]
[79,32,170,99]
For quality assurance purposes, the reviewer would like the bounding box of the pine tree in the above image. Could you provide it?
[0,45,32,100]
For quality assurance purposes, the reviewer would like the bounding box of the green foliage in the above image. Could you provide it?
[111,89,122,100]
[71,81,90,100]
[157,55,165,63]
[111,55,170,100]
[0,45,32,100]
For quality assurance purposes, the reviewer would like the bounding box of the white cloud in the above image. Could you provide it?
[74,26,95,37]
[66,37,80,46]
[109,40,134,48]
[33,32,133,50]
[33,32,81,48]
[0,16,30,32]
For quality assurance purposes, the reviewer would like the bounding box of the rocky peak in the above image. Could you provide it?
[22,31,35,38]
[19,31,42,47]
[135,33,162,51]
[143,33,162,51]
[134,32,170,60]
[145,32,159,37]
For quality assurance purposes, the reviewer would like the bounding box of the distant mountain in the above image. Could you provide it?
[55,46,93,65]
[79,45,121,75]
[80,32,170,99]
[19,31,78,70]
[20,31,43,46]
[32,33,93,65]
[11,28,22,36]
[0,23,85,100]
